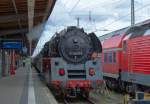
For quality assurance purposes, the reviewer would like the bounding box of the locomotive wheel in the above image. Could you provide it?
[105,80,111,89]
[118,79,125,92]
[125,83,138,98]
[120,82,126,92]
[85,91,89,98]
[81,90,90,98]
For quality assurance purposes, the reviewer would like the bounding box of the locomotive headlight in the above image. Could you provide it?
[58,68,65,76]
[89,68,95,76]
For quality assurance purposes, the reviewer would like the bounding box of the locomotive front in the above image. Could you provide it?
[58,27,92,63]
[49,26,103,97]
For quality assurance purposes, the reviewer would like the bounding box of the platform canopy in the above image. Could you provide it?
[0,0,56,37]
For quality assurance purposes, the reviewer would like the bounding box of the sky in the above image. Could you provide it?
[31,0,150,57]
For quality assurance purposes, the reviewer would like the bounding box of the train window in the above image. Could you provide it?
[104,53,107,63]
[108,52,112,63]
[123,41,127,52]
[144,29,150,36]
[113,52,116,63]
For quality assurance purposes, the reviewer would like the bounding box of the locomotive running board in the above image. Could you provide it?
[103,73,119,79]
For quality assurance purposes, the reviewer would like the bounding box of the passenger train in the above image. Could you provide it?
[101,21,150,92]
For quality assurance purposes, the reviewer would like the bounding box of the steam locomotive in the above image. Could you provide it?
[33,26,103,97]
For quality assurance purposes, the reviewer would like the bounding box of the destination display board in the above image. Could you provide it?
[1,40,22,49]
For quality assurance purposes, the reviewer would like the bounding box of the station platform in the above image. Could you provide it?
[0,59,58,104]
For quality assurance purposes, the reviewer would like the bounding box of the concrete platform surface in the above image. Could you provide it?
[0,59,58,104]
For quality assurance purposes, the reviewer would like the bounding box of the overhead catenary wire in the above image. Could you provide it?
[61,0,123,30]
[75,0,150,32]
[68,0,123,18]
[69,0,81,14]
[60,0,150,33]
[67,0,124,32]
[78,0,123,11]
[100,2,150,29]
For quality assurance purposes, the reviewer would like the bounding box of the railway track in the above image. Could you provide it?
[85,98,96,104]
[37,72,97,104]
[62,96,96,104]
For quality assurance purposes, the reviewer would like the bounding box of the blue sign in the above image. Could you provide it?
[2,41,22,49]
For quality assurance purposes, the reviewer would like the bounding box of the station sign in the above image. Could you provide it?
[1,40,23,49]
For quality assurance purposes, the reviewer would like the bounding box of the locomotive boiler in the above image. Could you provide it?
[34,26,103,97]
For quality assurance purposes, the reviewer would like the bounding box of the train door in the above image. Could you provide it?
[120,40,130,82]
[122,40,127,71]
[128,41,133,74]
[112,50,119,75]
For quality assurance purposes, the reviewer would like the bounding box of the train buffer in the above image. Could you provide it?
[0,58,58,104]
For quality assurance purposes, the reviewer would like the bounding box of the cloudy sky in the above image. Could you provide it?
[32,0,150,57]
[48,0,150,35]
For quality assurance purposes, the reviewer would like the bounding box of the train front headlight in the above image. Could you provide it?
[58,68,65,76]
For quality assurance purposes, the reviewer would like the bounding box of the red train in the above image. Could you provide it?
[101,22,150,92]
